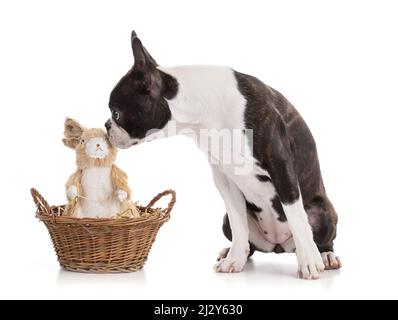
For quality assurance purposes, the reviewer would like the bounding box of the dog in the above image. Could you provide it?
[105,31,341,279]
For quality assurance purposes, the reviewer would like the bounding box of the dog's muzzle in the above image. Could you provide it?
[105,118,140,149]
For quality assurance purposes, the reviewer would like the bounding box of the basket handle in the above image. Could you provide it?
[145,189,176,216]
[31,188,52,216]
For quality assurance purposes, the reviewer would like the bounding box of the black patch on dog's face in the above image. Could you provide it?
[108,31,178,140]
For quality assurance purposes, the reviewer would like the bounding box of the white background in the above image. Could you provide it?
[0,0,397,300]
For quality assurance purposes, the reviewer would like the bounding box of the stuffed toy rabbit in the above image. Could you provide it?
[63,118,140,218]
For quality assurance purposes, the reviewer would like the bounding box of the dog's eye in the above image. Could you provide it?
[112,110,120,121]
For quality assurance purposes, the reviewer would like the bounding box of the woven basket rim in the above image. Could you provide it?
[31,188,176,227]
[35,207,170,226]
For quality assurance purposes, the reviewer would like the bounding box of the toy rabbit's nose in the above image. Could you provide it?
[96,144,100,148]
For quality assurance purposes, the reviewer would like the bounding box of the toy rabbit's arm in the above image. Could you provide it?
[65,170,82,200]
[111,164,132,202]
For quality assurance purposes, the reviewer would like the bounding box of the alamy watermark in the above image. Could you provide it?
[145,121,255,175]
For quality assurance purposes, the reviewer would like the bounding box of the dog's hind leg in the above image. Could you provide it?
[306,196,342,270]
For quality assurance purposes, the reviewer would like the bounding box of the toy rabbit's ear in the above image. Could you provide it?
[63,118,84,149]
[64,118,84,138]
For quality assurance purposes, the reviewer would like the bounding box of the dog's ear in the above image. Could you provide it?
[131,31,160,95]
[131,30,158,68]
[63,118,84,149]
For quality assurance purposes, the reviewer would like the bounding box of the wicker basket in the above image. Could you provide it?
[31,188,176,273]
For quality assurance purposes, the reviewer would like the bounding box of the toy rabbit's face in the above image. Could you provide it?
[63,118,118,168]
[81,136,109,159]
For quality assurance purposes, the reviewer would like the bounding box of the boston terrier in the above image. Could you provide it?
[105,31,341,280]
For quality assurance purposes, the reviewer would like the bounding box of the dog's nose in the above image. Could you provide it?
[105,120,111,131]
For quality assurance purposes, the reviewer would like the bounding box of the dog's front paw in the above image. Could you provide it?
[214,248,248,273]
[296,242,325,280]
[67,186,78,200]
[116,190,128,202]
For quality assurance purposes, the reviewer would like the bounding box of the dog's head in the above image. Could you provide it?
[106,31,178,149]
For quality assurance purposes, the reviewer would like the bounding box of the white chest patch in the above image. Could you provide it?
[79,167,120,218]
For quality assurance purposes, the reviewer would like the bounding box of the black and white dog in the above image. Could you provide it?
[105,31,341,280]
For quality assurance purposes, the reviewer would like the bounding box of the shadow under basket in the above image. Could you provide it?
[31,188,176,273]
